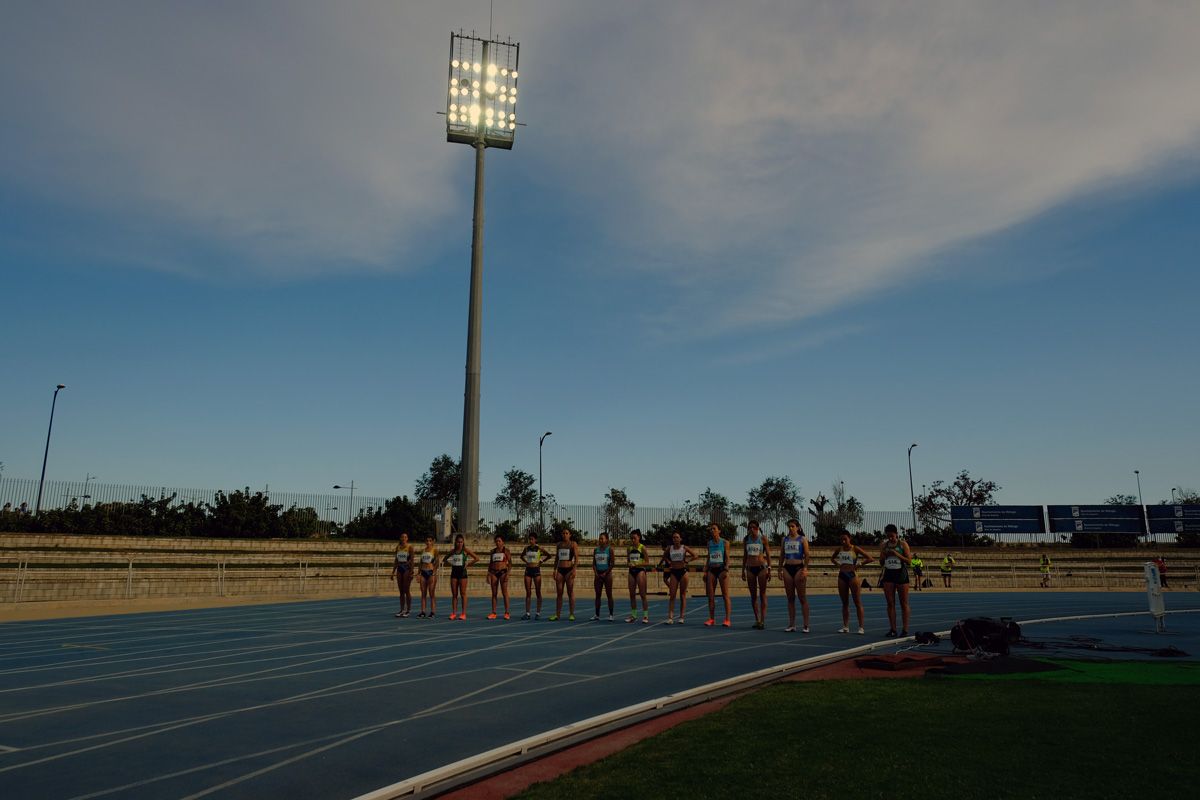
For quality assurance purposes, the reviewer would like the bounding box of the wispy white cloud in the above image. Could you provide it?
[3,0,1199,323]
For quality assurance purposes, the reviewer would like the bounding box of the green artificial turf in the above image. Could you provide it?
[951,658,1200,685]
[515,677,1197,799]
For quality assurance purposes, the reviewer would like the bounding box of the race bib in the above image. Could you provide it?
[884,556,902,570]
[783,540,801,557]
[557,548,572,561]
[449,554,465,566]
[837,551,856,566]
[746,542,763,557]
[491,552,505,563]
[709,549,725,565]
[420,553,434,564]
[628,550,643,565]
[595,551,609,567]
[395,551,409,563]
[524,549,540,565]
[669,547,685,563]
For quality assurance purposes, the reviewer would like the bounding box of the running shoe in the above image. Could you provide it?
[838,626,849,633]
[785,626,796,632]
[666,617,675,625]
[802,627,810,634]
[548,615,559,621]
[487,612,497,620]
[857,627,866,635]
[568,614,575,621]
[900,629,909,637]
[722,618,732,628]
[459,615,467,621]
[503,612,510,620]
[755,621,765,630]
[394,611,404,618]
[626,615,636,623]
[704,618,715,627]
[449,613,458,620]
[590,614,600,621]
[522,612,531,620]
[401,611,410,618]
[678,616,685,624]
[885,629,897,638]
[641,616,649,625]
[608,614,614,621]
[535,612,541,620]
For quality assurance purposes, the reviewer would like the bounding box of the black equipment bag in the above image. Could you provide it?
[950,617,1021,655]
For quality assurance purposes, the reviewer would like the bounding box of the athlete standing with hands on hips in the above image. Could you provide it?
[550,528,579,621]
[446,534,480,621]
[486,535,512,620]
[626,529,650,624]
[831,530,873,634]
[521,532,552,619]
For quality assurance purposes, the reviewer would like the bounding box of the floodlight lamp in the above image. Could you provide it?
[449,113,458,122]
[472,89,480,98]
[512,71,518,78]
[485,80,496,93]
[509,87,517,96]
[487,63,497,76]
[501,68,509,76]
[452,59,460,68]
[473,62,481,72]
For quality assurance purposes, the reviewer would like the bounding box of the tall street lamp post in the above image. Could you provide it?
[1134,469,1147,543]
[445,31,522,536]
[539,431,552,533]
[35,384,66,515]
[907,443,918,537]
[334,482,356,527]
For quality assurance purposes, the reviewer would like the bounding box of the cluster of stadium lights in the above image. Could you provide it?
[447,59,518,130]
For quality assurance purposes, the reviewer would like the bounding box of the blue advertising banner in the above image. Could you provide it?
[1146,505,1200,520]
[1148,518,1200,534]
[1047,505,1144,534]
[952,518,1045,534]
[950,506,1044,520]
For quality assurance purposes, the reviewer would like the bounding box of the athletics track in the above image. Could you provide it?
[1,591,1197,799]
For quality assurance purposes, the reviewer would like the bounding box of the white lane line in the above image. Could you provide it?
[0,744,18,753]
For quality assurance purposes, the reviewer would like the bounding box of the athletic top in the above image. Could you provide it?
[557,546,574,563]
[744,537,764,558]
[707,540,726,566]
[522,546,543,566]
[447,552,466,567]
[668,545,686,563]
[394,550,410,564]
[593,546,612,572]
[627,544,647,567]
[420,551,435,565]
[883,544,905,571]
[782,536,804,560]
[490,550,507,569]
[835,549,859,568]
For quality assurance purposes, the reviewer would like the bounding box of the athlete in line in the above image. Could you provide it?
[780,518,810,633]
[521,532,553,619]
[742,520,771,630]
[664,531,696,624]
[446,534,480,620]
[880,524,913,637]
[550,528,579,621]
[591,532,616,621]
[487,534,512,620]
[391,533,415,618]
[417,535,439,618]
[625,529,650,624]
[704,522,732,628]
[831,530,873,634]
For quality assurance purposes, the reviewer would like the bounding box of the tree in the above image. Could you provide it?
[1104,494,1139,506]
[343,496,436,539]
[204,489,284,538]
[914,470,1001,532]
[600,487,636,538]
[746,476,801,538]
[809,482,865,545]
[415,455,460,513]
[494,468,538,535]
[696,488,733,526]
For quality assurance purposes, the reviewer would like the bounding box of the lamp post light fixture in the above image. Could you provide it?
[1134,469,1147,542]
[1171,487,1179,503]
[35,384,66,515]
[907,443,918,537]
[446,31,522,537]
[539,431,552,534]
[83,472,96,503]
[333,482,356,527]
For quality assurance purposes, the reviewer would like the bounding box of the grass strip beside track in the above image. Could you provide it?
[514,675,1196,799]
[949,658,1200,685]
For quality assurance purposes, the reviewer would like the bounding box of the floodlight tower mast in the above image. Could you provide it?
[445,32,521,536]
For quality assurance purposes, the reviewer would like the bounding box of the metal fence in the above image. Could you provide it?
[1,476,915,537]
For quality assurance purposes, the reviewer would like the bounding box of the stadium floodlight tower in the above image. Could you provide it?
[445,31,521,537]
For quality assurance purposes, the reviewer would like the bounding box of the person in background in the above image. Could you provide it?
[1153,556,1169,588]
[521,532,552,620]
[416,535,439,618]
[625,529,650,624]
[550,528,579,621]
[591,532,615,621]
[1039,553,1053,588]
[390,532,415,618]
[486,534,512,620]
[940,552,957,588]
[910,552,925,591]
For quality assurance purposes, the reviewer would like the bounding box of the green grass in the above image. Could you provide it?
[515,673,1198,799]
[952,658,1200,685]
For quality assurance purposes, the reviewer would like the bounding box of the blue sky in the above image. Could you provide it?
[1,1,1197,512]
